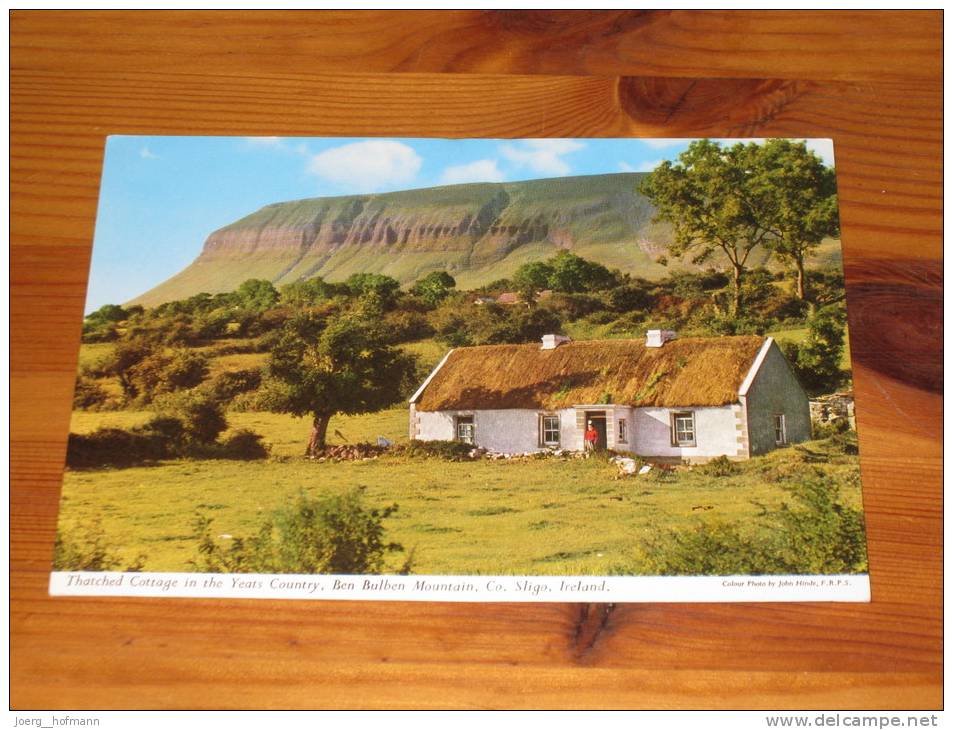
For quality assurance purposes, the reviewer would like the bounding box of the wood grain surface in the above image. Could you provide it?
[10,10,943,710]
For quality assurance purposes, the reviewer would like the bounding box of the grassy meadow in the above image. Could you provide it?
[64,272,863,577]
[61,403,863,575]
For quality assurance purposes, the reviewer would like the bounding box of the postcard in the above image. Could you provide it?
[51,136,869,602]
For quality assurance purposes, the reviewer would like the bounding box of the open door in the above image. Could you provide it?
[585,411,608,450]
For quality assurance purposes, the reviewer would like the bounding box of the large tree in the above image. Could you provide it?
[640,140,769,316]
[750,139,839,300]
[259,312,416,456]
[512,260,554,303]
[547,251,615,293]
[410,270,456,306]
[641,140,839,313]
[236,278,279,311]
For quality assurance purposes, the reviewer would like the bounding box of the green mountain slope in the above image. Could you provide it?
[131,173,840,306]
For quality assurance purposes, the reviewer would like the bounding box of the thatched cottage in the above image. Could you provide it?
[408,331,811,462]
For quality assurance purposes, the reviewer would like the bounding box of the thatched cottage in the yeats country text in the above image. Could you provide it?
[409,331,811,462]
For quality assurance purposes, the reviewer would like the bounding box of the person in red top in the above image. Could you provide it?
[584,422,599,453]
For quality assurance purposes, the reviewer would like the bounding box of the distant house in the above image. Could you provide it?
[409,331,811,462]
[473,290,552,306]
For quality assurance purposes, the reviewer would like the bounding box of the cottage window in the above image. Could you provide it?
[671,411,696,447]
[617,419,628,443]
[774,414,787,445]
[455,415,475,444]
[540,414,560,447]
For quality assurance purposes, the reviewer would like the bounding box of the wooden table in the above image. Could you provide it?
[11,10,942,709]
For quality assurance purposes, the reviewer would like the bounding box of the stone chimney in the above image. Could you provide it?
[645,329,677,348]
[541,334,572,350]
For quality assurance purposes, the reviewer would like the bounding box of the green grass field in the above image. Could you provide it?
[64,319,860,577]
[59,401,862,576]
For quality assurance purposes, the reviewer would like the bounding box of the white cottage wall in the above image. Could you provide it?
[468,410,543,453]
[413,408,456,441]
[632,405,744,462]
[415,405,750,461]
[413,408,580,453]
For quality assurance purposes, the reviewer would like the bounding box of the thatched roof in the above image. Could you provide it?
[413,336,767,412]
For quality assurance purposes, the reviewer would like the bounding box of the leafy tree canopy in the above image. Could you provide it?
[410,270,456,305]
[259,311,416,453]
[236,278,279,311]
[750,139,839,299]
[280,277,336,308]
[641,139,838,312]
[345,273,401,302]
[86,303,129,324]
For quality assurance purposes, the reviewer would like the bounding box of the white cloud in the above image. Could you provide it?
[307,140,422,191]
[139,147,159,160]
[619,159,665,173]
[640,138,688,149]
[500,139,585,176]
[245,136,284,148]
[440,159,505,185]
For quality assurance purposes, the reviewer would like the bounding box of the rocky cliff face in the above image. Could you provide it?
[133,173,667,305]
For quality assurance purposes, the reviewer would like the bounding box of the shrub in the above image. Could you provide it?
[72,375,110,410]
[702,455,737,478]
[53,519,145,571]
[771,472,867,575]
[382,310,434,342]
[66,416,269,468]
[825,431,859,456]
[205,369,262,404]
[781,304,848,395]
[229,389,264,413]
[129,349,209,403]
[484,307,563,345]
[607,283,653,313]
[395,439,475,460]
[550,292,605,319]
[219,429,269,460]
[66,427,167,468]
[811,419,850,440]
[100,337,155,401]
[638,521,776,576]
[638,471,867,575]
[191,488,403,574]
[153,390,228,444]
[701,312,774,336]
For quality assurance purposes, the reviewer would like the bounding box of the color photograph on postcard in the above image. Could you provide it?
[52,136,869,602]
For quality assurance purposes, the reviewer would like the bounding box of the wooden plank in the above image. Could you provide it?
[10,10,942,710]
[11,10,942,82]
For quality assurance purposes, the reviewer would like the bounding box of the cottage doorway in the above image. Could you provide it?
[585,411,608,450]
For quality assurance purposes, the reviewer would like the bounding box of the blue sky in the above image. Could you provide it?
[86,136,835,313]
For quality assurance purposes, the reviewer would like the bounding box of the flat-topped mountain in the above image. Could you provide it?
[130,172,839,306]
[131,173,666,305]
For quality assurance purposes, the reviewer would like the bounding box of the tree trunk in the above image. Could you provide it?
[795,254,807,300]
[731,264,743,317]
[306,413,331,457]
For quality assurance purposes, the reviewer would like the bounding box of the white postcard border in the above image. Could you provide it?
[50,571,871,603]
